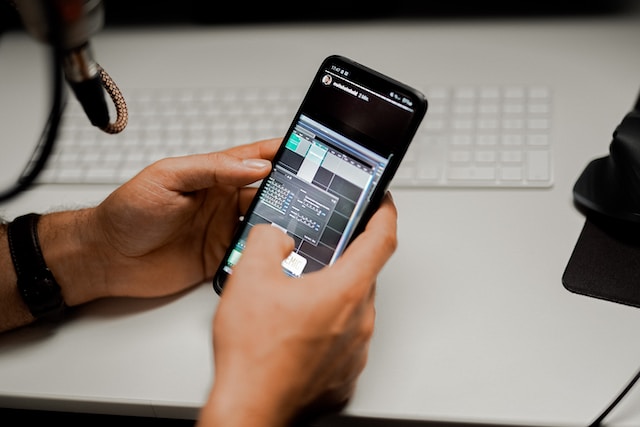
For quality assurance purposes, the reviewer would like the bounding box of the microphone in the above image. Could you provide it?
[13,0,127,133]
[0,0,127,202]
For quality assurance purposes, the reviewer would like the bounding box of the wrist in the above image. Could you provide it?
[7,214,67,320]
[0,222,35,330]
[197,382,292,427]
[37,209,110,306]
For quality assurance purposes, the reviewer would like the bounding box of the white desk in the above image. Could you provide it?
[1,14,640,426]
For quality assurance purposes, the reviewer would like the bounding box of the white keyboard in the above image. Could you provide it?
[39,85,553,188]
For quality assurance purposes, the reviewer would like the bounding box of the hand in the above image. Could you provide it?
[199,193,398,427]
[42,138,280,305]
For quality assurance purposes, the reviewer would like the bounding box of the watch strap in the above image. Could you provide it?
[7,213,66,320]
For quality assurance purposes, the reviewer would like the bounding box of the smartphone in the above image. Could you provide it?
[213,55,427,294]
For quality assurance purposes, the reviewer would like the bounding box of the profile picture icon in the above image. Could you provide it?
[322,74,332,86]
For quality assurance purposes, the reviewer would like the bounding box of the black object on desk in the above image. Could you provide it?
[563,89,640,307]
[563,213,640,307]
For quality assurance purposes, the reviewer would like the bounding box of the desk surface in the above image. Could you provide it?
[1,14,640,427]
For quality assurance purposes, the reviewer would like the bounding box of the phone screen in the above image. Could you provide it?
[213,55,427,293]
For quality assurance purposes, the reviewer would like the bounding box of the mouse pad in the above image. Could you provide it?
[563,215,640,308]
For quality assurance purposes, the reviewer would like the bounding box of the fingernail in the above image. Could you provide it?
[243,159,271,169]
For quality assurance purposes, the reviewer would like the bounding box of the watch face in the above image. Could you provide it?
[20,274,65,318]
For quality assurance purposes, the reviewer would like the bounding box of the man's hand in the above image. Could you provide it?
[41,138,280,306]
[200,193,398,427]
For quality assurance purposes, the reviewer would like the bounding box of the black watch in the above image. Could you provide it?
[7,213,67,320]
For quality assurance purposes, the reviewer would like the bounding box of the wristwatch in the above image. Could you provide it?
[7,213,67,320]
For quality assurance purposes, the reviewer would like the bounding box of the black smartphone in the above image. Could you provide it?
[213,55,427,294]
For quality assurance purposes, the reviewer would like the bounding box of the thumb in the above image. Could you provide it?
[157,152,272,194]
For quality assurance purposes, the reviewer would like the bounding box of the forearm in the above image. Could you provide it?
[0,209,109,333]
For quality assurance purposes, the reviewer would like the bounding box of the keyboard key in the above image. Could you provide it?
[418,167,440,181]
[527,134,550,146]
[450,150,472,163]
[526,150,551,182]
[500,166,523,181]
[39,85,553,189]
[501,150,523,163]
[475,151,497,163]
[448,166,496,181]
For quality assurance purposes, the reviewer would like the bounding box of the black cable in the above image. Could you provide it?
[588,365,640,426]
[0,1,65,203]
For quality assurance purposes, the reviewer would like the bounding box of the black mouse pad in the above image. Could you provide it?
[563,215,640,308]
